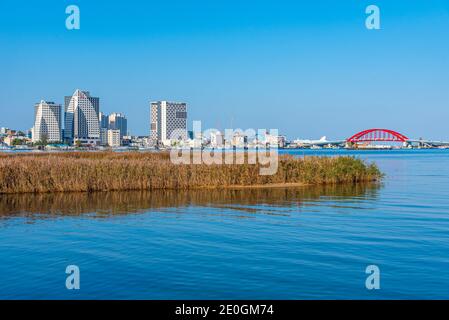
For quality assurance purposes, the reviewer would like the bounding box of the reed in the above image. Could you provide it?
[0,152,382,194]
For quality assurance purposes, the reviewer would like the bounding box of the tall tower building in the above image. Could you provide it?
[99,112,109,146]
[64,89,100,145]
[32,101,62,143]
[99,112,109,129]
[108,112,127,138]
[150,101,187,146]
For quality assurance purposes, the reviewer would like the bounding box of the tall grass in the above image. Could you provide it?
[0,152,382,194]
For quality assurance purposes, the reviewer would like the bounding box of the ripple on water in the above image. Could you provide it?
[1,150,449,299]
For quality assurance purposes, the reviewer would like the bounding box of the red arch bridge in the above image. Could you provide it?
[303,129,449,148]
[347,129,409,143]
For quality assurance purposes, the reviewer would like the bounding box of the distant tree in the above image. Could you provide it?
[75,140,82,148]
[41,134,48,146]
[11,138,23,146]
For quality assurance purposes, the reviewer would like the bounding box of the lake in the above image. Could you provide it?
[0,149,448,299]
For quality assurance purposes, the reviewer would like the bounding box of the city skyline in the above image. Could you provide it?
[31,89,131,147]
[4,86,449,143]
[1,1,449,140]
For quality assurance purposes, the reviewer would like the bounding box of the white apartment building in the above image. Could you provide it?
[64,89,100,145]
[32,100,62,143]
[107,129,121,147]
[150,101,187,146]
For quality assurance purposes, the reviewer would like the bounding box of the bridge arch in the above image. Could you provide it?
[347,129,409,143]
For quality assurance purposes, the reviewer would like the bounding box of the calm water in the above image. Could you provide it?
[1,149,449,299]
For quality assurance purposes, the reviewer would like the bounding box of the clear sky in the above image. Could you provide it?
[0,0,448,139]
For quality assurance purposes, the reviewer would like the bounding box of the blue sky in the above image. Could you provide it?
[0,0,448,139]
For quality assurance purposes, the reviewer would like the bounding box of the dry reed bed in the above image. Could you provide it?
[0,152,382,194]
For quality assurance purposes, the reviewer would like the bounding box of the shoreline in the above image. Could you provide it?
[0,180,379,195]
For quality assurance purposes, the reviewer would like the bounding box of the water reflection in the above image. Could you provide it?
[0,183,380,219]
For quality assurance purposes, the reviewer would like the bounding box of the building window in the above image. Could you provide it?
[176,111,187,119]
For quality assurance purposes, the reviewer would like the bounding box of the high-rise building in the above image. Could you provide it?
[100,128,108,146]
[32,100,62,143]
[108,112,127,138]
[150,101,187,146]
[99,112,109,129]
[64,89,100,145]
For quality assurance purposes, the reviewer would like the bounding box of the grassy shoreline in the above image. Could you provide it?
[0,152,382,194]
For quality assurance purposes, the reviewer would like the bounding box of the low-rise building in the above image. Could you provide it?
[210,131,224,148]
[265,134,287,148]
[6,129,17,136]
[107,129,121,147]
[4,135,30,146]
[231,132,247,148]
